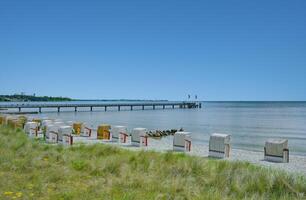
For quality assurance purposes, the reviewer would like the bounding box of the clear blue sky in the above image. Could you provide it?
[1,0,306,101]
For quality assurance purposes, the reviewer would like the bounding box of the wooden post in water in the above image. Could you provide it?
[75,107,77,112]
[18,107,21,112]
[105,106,107,111]
[142,105,145,110]
[130,106,133,111]
[163,105,165,109]
[90,106,93,111]
[118,106,121,111]
[153,105,155,110]
[57,107,60,112]
[39,107,41,113]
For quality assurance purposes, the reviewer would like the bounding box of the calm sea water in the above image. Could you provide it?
[2,101,306,155]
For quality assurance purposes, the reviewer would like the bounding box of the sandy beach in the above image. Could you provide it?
[73,135,306,176]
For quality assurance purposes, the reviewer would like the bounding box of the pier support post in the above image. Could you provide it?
[153,105,155,110]
[90,106,93,111]
[18,107,21,112]
[105,106,107,112]
[39,107,41,113]
[142,105,145,110]
[118,106,121,111]
[130,106,133,111]
[75,107,77,112]
[172,105,175,109]
[163,105,165,109]
[57,107,60,112]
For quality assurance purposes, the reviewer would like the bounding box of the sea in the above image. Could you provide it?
[1,101,306,156]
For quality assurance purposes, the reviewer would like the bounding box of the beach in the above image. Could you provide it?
[2,101,306,175]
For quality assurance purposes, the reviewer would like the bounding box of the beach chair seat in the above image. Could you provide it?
[24,122,39,138]
[111,126,128,143]
[209,133,231,158]
[131,128,148,147]
[173,131,192,152]
[264,139,289,163]
[58,126,73,145]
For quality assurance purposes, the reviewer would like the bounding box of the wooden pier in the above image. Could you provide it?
[0,101,201,113]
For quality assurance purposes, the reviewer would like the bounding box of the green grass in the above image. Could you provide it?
[0,126,305,200]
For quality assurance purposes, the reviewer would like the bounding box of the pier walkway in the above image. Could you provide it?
[0,101,202,113]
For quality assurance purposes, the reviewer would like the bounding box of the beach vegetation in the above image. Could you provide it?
[0,126,305,199]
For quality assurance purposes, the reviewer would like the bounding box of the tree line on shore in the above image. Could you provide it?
[0,95,72,102]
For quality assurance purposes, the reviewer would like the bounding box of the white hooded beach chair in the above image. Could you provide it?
[131,128,148,147]
[209,133,231,158]
[264,139,289,163]
[45,124,59,143]
[24,122,39,138]
[41,120,53,137]
[173,132,192,152]
[58,126,73,145]
[111,126,129,143]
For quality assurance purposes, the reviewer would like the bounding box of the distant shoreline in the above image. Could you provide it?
[0,95,169,102]
[0,95,72,102]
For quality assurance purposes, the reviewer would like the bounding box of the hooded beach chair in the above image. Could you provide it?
[209,133,231,158]
[97,124,111,140]
[264,139,289,163]
[24,121,39,138]
[173,131,192,152]
[111,126,128,143]
[0,115,5,125]
[41,120,53,138]
[45,124,59,143]
[58,126,73,145]
[131,128,148,147]
[72,122,83,135]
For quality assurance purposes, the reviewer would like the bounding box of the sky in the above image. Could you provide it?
[0,0,306,101]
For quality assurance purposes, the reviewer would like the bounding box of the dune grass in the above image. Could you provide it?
[0,126,305,200]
